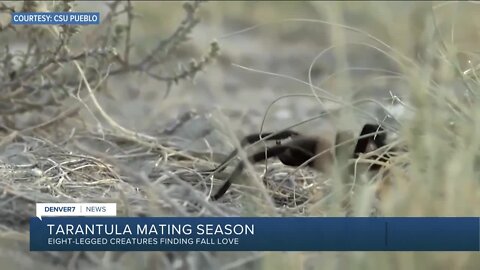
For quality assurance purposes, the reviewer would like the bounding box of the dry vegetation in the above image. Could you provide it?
[1,1,480,269]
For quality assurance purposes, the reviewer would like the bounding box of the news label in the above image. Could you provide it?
[36,203,117,220]
[11,12,100,25]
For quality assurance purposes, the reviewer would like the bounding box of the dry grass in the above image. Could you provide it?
[1,1,480,270]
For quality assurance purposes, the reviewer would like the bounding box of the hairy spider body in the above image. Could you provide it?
[206,123,391,201]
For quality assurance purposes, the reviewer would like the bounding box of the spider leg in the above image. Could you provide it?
[276,137,318,167]
[202,130,300,174]
[211,136,320,200]
[353,124,389,171]
[354,124,387,156]
[211,144,291,200]
[243,130,300,145]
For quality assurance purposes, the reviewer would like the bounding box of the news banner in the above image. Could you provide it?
[30,202,480,251]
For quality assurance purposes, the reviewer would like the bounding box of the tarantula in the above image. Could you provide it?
[204,123,394,201]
